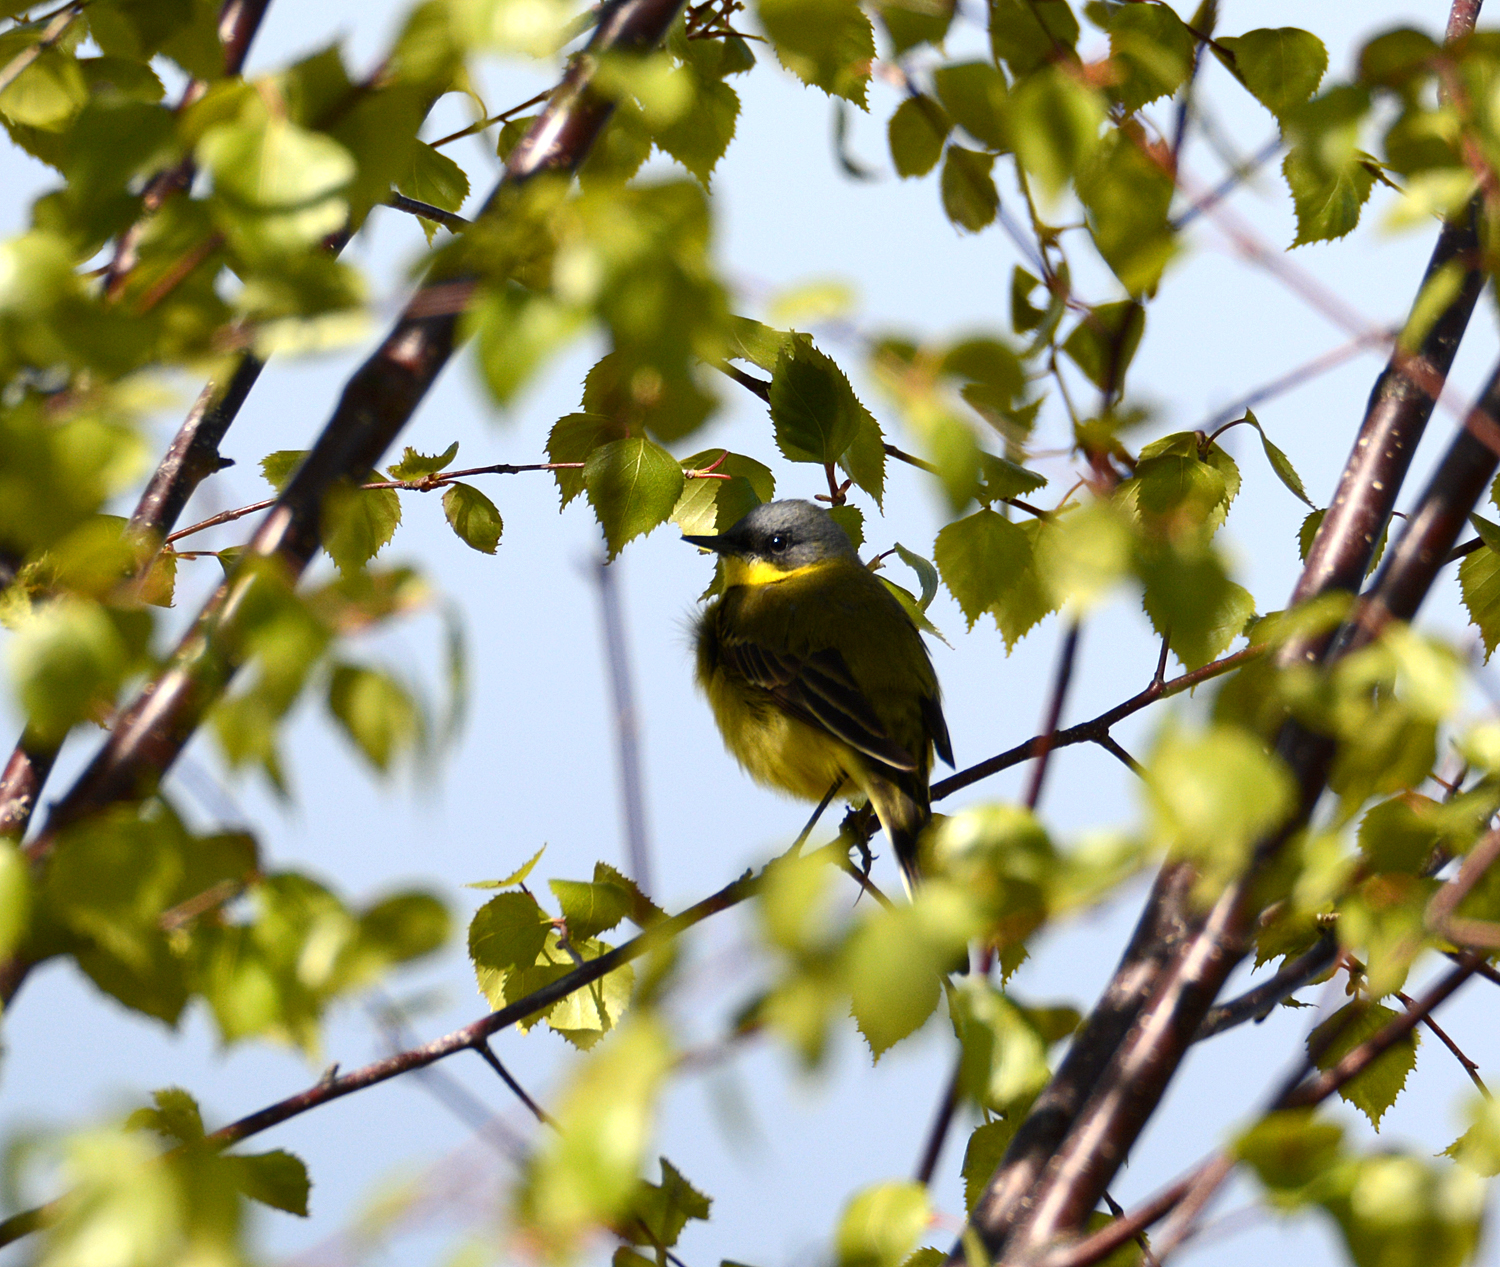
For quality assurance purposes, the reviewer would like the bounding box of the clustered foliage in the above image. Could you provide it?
[4,0,1500,1264]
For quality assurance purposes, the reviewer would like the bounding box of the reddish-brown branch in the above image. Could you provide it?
[1041,957,1482,1267]
[961,17,1493,1236]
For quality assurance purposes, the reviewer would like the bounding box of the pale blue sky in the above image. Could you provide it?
[1,3,1497,1266]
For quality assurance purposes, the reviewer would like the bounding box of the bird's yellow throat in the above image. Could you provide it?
[720,555,832,588]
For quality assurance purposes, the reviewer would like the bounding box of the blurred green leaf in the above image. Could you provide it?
[940,145,998,232]
[620,1157,712,1249]
[326,663,419,770]
[887,95,950,178]
[518,1018,672,1254]
[1216,28,1328,121]
[933,62,1007,151]
[836,1181,931,1267]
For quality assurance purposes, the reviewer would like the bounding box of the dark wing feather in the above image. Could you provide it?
[718,639,918,773]
[922,692,954,768]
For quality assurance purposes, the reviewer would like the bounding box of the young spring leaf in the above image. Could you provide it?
[442,482,503,554]
[887,95,950,178]
[387,441,459,481]
[769,339,869,465]
[583,437,686,557]
[1308,1001,1417,1130]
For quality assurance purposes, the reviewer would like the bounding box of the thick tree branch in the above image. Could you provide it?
[1041,955,1483,1267]
[960,67,1494,1246]
[0,0,276,842]
[0,0,694,1009]
[992,359,1500,1262]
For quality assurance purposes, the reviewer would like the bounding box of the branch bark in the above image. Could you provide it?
[991,361,1500,1262]
[957,3,1491,1246]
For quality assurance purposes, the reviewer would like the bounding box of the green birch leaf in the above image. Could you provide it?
[961,1119,1016,1213]
[548,413,628,509]
[224,1149,311,1217]
[583,437,686,557]
[840,402,887,507]
[829,504,865,551]
[654,77,740,184]
[467,844,547,890]
[1239,409,1315,506]
[728,315,794,371]
[550,877,630,941]
[322,484,401,576]
[934,508,1054,648]
[621,1158,712,1250]
[260,450,308,491]
[387,441,459,480]
[670,450,774,535]
[757,0,874,105]
[469,890,552,1007]
[888,95,950,178]
[1137,542,1255,671]
[769,340,868,465]
[940,145,998,233]
[1459,520,1500,661]
[892,543,939,610]
[442,482,503,554]
[1103,1,1195,113]
[1216,28,1328,121]
[395,140,469,242]
[1309,1001,1417,1130]
[126,1087,205,1143]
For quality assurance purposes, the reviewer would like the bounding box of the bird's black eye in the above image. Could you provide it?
[768,533,789,553]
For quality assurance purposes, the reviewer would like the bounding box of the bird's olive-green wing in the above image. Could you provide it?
[718,639,919,774]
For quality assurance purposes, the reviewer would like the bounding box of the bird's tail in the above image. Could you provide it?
[865,775,930,890]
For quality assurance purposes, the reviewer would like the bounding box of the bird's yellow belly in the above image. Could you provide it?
[704,669,855,803]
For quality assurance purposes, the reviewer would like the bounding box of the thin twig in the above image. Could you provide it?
[386,193,472,233]
[473,1040,555,1124]
[1093,734,1144,778]
[1396,989,1488,1095]
[1023,623,1081,812]
[0,2,82,97]
[931,644,1262,804]
[593,555,654,896]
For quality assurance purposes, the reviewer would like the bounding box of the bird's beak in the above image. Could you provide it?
[682,533,727,552]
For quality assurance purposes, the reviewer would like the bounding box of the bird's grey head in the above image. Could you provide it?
[682,499,858,571]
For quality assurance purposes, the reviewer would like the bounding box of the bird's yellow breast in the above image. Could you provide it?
[694,555,936,804]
